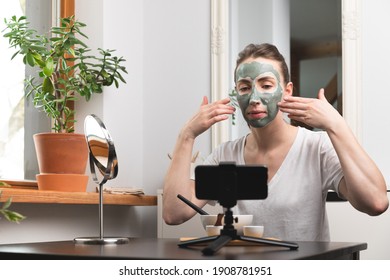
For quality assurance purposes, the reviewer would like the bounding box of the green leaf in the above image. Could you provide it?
[42,77,54,94]
[68,48,76,57]
[116,72,127,83]
[26,53,35,67]
[10,50,20,60]
[0,192,26,223]
[43,57,54,77]
[0,209,26,223]
[2,197,12,210]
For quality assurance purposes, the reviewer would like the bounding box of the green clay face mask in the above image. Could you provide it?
[235,61,284,127]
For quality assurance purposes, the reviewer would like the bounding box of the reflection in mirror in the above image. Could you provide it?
[228,0,341,137]
[84,114,118,183]
[75,114,128,245]
[211,0,363,147]
[290,0,341,129]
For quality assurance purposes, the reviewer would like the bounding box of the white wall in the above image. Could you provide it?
[327,0,390,260]
[361,0,390,185]
[76,0,212,238]
[1,0,390,260]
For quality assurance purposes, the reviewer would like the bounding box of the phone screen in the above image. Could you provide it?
[195,163,268,201]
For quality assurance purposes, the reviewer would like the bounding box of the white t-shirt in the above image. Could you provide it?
[202,127,344,241]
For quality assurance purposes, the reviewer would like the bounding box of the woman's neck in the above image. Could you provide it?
[247,116,297,151]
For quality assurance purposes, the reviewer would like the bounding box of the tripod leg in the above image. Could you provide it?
[202,235,233,256]
[178,236,218,248]
[239,235,299,250]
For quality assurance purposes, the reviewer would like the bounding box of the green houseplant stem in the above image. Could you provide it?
[2,15,127,133]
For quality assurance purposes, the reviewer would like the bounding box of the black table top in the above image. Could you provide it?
[0,238,367,260]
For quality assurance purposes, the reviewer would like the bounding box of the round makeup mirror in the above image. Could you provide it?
[74,114,129,245]
[85,114,118,185]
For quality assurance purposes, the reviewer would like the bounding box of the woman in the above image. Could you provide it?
[163,43,388,241]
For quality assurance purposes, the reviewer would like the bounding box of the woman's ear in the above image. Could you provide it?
[284,82,293,97]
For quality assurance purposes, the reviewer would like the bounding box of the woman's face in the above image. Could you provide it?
[235,58,284,128]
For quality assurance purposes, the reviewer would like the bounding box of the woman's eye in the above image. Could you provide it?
[262,84,273,90]
[238,86,251,94]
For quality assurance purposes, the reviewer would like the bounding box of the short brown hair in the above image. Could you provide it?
[234,43,290,85]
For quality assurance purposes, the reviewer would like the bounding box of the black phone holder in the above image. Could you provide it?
[178,162,298,255]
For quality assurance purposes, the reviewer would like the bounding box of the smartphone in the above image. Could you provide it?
[194,162,268,201]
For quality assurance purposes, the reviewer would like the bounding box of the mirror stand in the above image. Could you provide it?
[73,163,130,245]
[74,114,130,245]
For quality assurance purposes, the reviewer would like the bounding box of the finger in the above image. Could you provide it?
[201,96,209,106]
[209,99,236,113]
[212,114,230,123]
[279,99,309,111]
[215,97,232,105]
[282,108,307,118]
[288,115,308,125]
[283,95,312,104]
[280,101,308,110]
[317,88,328,102]
[202,105,234,122]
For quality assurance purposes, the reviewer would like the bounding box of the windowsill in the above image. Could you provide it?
[0,187,157,206]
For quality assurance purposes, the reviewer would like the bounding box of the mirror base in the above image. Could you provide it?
[74,237,130,245]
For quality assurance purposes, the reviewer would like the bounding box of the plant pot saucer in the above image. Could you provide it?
[36,174,89,192]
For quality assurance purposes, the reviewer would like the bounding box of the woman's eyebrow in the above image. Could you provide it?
[236,77,253,83]
[256,72,278,81]
[257,76,277,82]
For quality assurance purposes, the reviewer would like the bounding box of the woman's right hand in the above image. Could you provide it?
[182,96,235,139]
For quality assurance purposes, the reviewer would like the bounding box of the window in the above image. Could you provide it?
[0,0,52,180]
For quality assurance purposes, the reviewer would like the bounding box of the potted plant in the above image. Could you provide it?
[2,16,127,191]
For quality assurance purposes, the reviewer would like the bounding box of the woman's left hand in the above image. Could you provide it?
[278,88,344,131]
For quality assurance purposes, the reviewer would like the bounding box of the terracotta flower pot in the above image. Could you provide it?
[34,133,88,174]
[33,133,89,191]
[36,174,88,192]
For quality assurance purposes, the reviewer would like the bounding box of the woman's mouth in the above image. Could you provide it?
[248,110,267,119]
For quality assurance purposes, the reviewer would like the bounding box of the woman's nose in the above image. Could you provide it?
[249,99,261,105]
[249,89,265,106]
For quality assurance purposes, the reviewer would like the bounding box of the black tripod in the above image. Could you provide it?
[178,207,298,255]
[178,163,299,255]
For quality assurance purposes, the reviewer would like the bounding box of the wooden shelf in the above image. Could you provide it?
[0,187,157,206]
